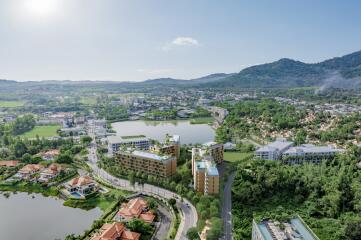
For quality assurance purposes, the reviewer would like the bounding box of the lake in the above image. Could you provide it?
[111,120,215,144]
[0,192,102,240]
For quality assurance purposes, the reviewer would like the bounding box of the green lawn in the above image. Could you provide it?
[63,189,127,211]
[0,100,25,108]
[224,151,253,162]
[20,125,60,138]
[80,97,97,105]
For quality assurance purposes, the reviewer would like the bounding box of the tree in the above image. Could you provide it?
[206,218,223,240]
[65,234,79,240]
[10,115,36,135]
[295,129,307,145]
[56,153,73,164]
[13,140,28,158]
[168,198,177,207]
[344,219,361,240]
[147,198,158,210]
[126,218,153,236]
[81,136,93,145]
[22,153,32,163]
[186,227,200,240]
[128,171,136,186]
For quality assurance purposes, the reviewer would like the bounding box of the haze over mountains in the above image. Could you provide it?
[144,50,361,89]
[1,50,361,89]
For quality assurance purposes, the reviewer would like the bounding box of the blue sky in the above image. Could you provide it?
[0,0,360,81]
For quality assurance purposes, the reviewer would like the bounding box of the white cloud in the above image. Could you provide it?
[172,37,199,46]
[162,37,200,51]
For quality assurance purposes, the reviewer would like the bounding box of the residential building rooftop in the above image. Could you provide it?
[125,149,173,162]
[256,138,294,153]
[253,216,319,240]
[284,144,344,154]
[90,222,140,240]
[207,166,219,176]
[0,160,19,167]
[108,135,149,144]
[67,176,95,187]
[117,197,155,223]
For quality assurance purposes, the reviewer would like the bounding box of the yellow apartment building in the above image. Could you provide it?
[115,149,177,178]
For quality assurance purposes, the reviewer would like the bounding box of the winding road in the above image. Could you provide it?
[87,143,198,240]
[222,172,236,240]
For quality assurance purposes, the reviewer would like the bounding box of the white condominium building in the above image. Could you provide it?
[283,144,344,164]
[255,138,293,160]
[255,139,343,164]
[107,135,150,156]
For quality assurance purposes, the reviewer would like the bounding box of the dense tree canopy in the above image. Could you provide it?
[232,146,361,239]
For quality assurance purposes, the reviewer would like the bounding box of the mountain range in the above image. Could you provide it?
[1,50,361,89]
[142,50,361,89]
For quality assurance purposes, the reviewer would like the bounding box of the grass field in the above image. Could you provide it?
[224,151,253,162]
[80,97,97,105]
[0,100,25,108]
[20,125,60,138]
[190,117,214,124]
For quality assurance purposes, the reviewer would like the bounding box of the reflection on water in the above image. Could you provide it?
[143,120,180,127]
[0,192,102,240]
[112,120,215,144]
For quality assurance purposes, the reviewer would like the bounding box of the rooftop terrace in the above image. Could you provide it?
[255,216,319,240]
[131,150,173,161]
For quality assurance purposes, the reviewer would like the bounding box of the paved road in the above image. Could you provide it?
[222,172,236,240]
[87,143,197,240]
[154,204,172,240]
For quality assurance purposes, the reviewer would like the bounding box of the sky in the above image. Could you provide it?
[0,0,361,82]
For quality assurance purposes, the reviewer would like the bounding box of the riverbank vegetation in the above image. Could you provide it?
[190,117,214,125]
[0,181,59,197]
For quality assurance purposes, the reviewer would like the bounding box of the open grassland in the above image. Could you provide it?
[0,100,25,108]
[20,125,60,138]
[80,97,97,105]
[224,151,253,162]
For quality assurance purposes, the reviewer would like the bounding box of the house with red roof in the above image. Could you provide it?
[65,176,98,196]
[36,149,60,161]
[0,160,19,168]
[16,164,44,180]
[38,163,65,183]
[90,222,140,240]
[115,197,155,224]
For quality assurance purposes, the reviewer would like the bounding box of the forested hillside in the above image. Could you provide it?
[232,146,361,240]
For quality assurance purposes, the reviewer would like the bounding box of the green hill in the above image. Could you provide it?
[204,50,361,89]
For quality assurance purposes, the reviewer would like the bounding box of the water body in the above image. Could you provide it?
[112,120,215,144]
[0,192,102,240]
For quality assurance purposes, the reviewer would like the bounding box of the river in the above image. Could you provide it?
[111,120,215,144]
[0,192,102,240]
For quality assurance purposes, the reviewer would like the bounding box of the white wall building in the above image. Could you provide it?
[107,135,150,156]
[283,144,344,164]
[255,138,293,160]
[255,139,343,164]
